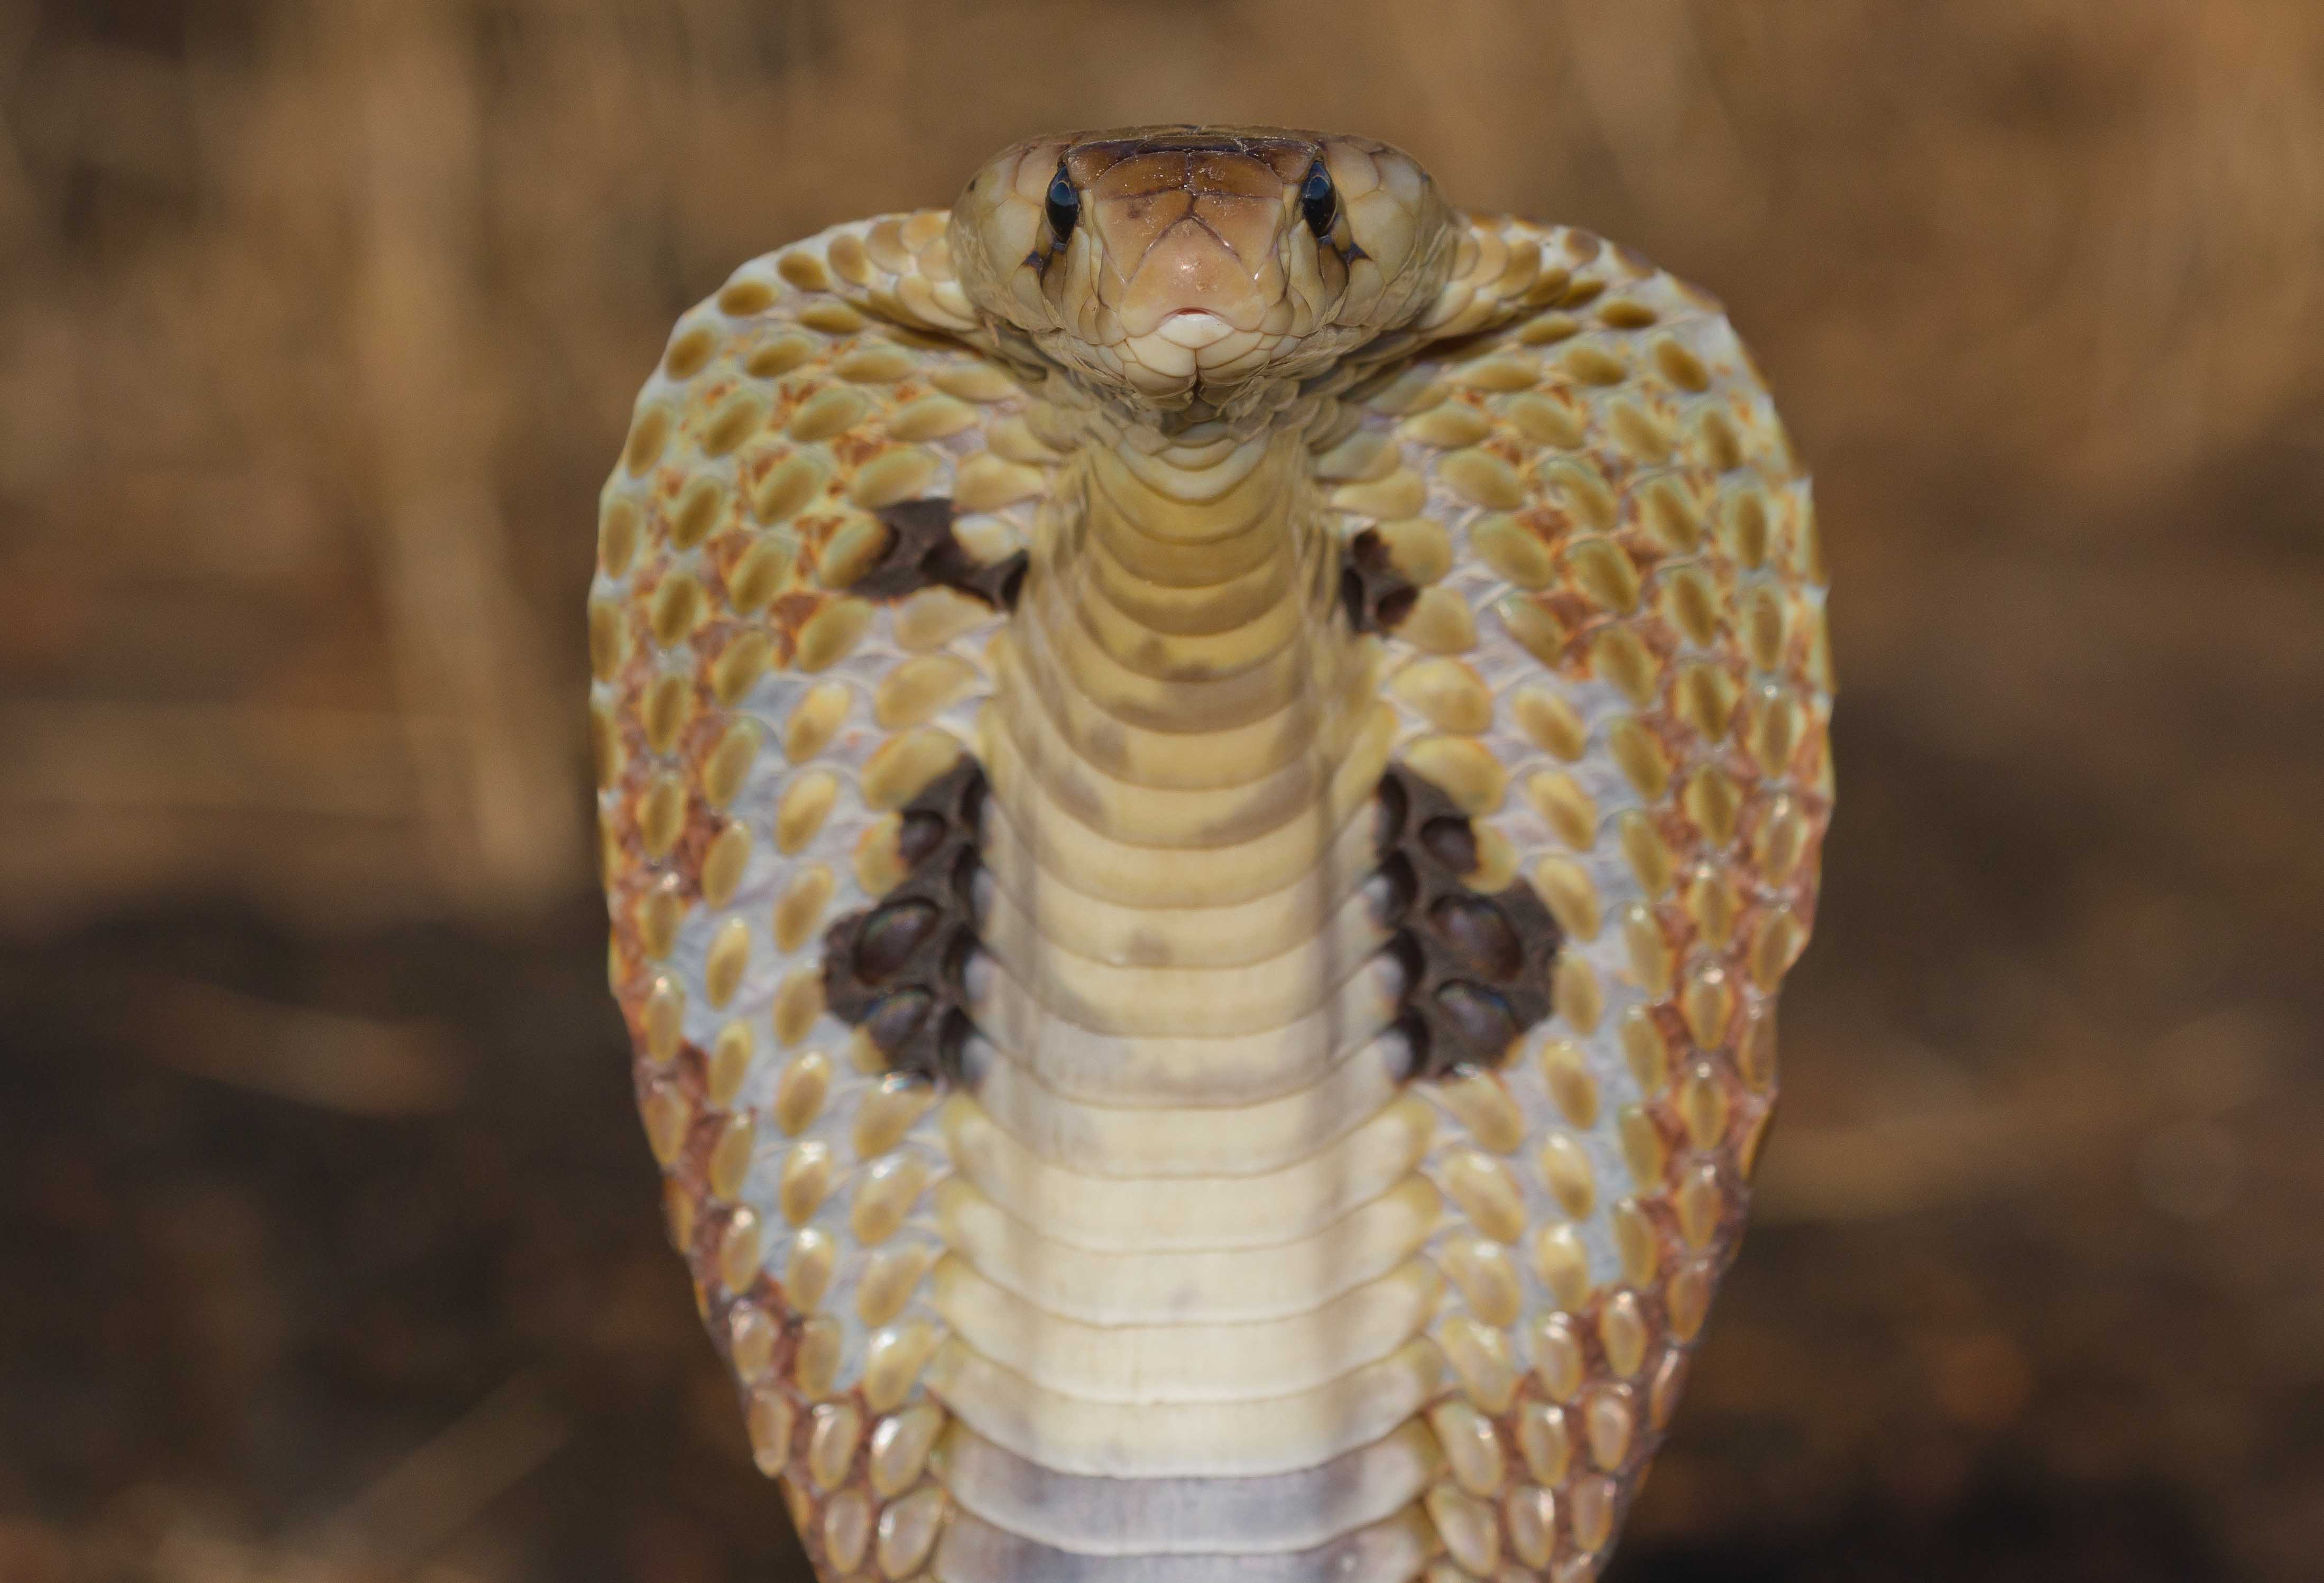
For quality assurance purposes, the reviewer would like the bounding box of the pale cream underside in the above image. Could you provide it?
[919,440,1441,1581]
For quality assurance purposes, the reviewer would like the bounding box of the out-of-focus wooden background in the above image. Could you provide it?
[3,2,2320,1579]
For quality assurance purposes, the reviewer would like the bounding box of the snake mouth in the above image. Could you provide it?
[1155,309,1237,349]
[1119,312,1272,388]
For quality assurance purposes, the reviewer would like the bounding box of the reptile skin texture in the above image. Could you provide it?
[589,126,1832,1583]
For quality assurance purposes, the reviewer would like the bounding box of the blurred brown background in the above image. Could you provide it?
[3,2,2321,1579]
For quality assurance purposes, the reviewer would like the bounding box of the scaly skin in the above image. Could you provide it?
[589,125,1831,1583]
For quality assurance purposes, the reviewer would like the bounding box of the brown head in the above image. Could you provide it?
[949,126,1458,404]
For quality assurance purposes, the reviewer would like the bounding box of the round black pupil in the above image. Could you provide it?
[1046,174,1078,243]
[1301,165,1336,236]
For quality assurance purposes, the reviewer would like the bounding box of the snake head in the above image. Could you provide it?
[951,125,1458,404]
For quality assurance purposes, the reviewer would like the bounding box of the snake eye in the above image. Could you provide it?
[1045,168,1079,247]
[1299,160,1338,238]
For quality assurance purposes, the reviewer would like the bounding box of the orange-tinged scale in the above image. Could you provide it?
[592,141,1828,1583]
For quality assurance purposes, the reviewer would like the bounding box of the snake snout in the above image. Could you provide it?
[1110,216,1275,337]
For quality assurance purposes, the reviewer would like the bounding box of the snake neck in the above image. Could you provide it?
[1046,418,1349,724]
[926,396,1426,1549]
[973,405,1391,1089]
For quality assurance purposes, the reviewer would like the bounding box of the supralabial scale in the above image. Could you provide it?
[589,126,1832,1583]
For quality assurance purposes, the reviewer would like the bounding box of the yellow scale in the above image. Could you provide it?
[591,125,1831,1583]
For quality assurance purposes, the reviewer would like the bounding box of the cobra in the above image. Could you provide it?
[589,125,1831,1583]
